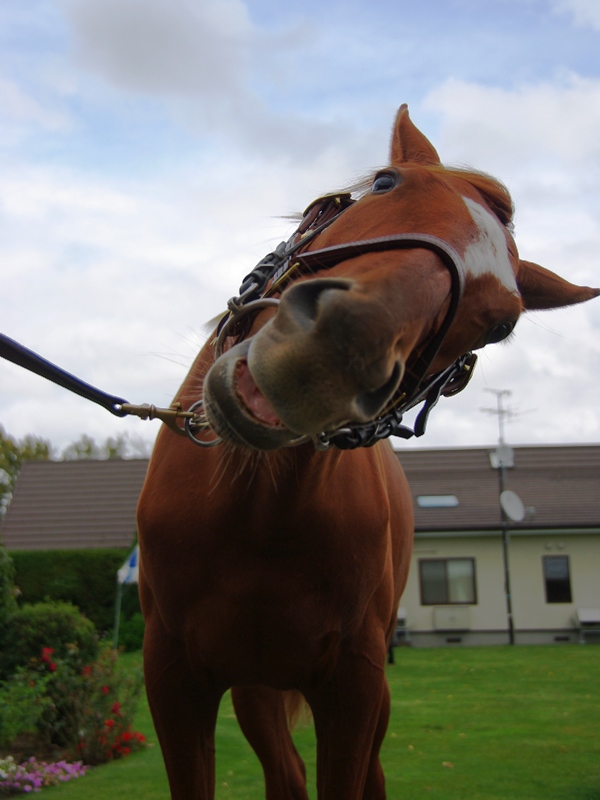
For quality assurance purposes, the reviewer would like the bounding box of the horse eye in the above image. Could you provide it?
[371,172,398,194]
[485,322,515,344]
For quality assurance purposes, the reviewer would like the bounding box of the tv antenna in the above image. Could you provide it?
[480,388,518,444]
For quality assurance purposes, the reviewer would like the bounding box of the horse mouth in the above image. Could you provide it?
[203,340,299,450]
[234,358,285,428]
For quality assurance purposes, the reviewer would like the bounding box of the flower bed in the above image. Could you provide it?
[0,643,147,789]
[0,756,88,795]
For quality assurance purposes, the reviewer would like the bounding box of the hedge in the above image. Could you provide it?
[9,549,142,634]
[0,545,17,623]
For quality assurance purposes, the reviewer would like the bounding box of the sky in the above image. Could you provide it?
[1,0,599,457]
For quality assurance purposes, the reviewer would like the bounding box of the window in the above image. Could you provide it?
[417,495,459,508]
[419,558,477,605]
[543,556,572,603]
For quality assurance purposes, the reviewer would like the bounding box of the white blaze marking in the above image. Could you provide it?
[462,196,519,294]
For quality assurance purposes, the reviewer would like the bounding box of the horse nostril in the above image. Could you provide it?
[354,361,403,420]
[280,278,354,331]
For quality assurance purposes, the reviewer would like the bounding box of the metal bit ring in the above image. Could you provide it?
[184,399,222,448]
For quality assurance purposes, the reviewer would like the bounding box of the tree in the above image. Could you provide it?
[61,432,150,460]
[0,427,51,518]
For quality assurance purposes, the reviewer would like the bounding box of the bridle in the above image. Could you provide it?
[0,193,476,450]
[187,192,477,450]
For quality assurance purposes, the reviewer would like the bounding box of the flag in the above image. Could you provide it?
[117,544,139,585]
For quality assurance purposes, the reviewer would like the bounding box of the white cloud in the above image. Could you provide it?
[60,0,254,97]
[424,74,600,170]
[0,75,70,131]
[552,0,600,30]
[57,0,349,163]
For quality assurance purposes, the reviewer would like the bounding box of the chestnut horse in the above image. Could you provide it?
[137,105,598,799]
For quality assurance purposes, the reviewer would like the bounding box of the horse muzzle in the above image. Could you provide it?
[203,278,406,450]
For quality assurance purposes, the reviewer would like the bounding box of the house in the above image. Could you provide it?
[2,445,598,646]
[399,444,600,645]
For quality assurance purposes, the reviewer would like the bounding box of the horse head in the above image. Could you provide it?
[200,105,599,451]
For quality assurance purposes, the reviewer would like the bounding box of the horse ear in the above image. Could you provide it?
[517,260,600,310]
[390,105,441,166]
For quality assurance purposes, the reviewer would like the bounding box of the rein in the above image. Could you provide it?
[0,194,476,450]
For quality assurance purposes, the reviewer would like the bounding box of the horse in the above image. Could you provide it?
[136,104,599,799]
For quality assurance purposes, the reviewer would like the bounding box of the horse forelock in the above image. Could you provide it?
[434,166,515,230]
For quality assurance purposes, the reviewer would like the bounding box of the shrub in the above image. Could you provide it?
[0,671,51,750]
[118,612,145,652]
[39,645,146,764]
[0,601,98,680]
[0,645,146,767]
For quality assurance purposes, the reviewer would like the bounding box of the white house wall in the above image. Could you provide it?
[399,530,600,647]
[510,534,600,633]
[401,534,509,645]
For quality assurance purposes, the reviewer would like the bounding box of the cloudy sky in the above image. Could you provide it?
[1,0,599,457]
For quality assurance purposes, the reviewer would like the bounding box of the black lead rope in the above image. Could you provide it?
[0,333,200,437]
[0,333,129,416]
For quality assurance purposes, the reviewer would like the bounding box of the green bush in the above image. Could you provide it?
[0,644,146,765]
[0,601,98,680]
[10,548,140,633]
[118,612,145,652]
[0,668,52,749]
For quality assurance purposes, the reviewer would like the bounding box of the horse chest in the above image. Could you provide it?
[138,443,403,667]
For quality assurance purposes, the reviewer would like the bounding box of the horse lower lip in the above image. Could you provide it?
[234,359,285,428]
[203,341,297,450]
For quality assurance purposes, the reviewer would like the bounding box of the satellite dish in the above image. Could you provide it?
[500,490,525,522]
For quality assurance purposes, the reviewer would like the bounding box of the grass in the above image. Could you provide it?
[43,645,600,799]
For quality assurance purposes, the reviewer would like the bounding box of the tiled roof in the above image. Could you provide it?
[1,445,598,551]
[0,459,148,551]
[399,444,600,531]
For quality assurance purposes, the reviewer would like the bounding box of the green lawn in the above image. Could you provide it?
[45,645,600,799]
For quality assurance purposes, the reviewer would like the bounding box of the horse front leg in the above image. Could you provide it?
[231,685,309,800]
[362,680,391,799]
[304,643,389,800]
[143,618,226,800]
